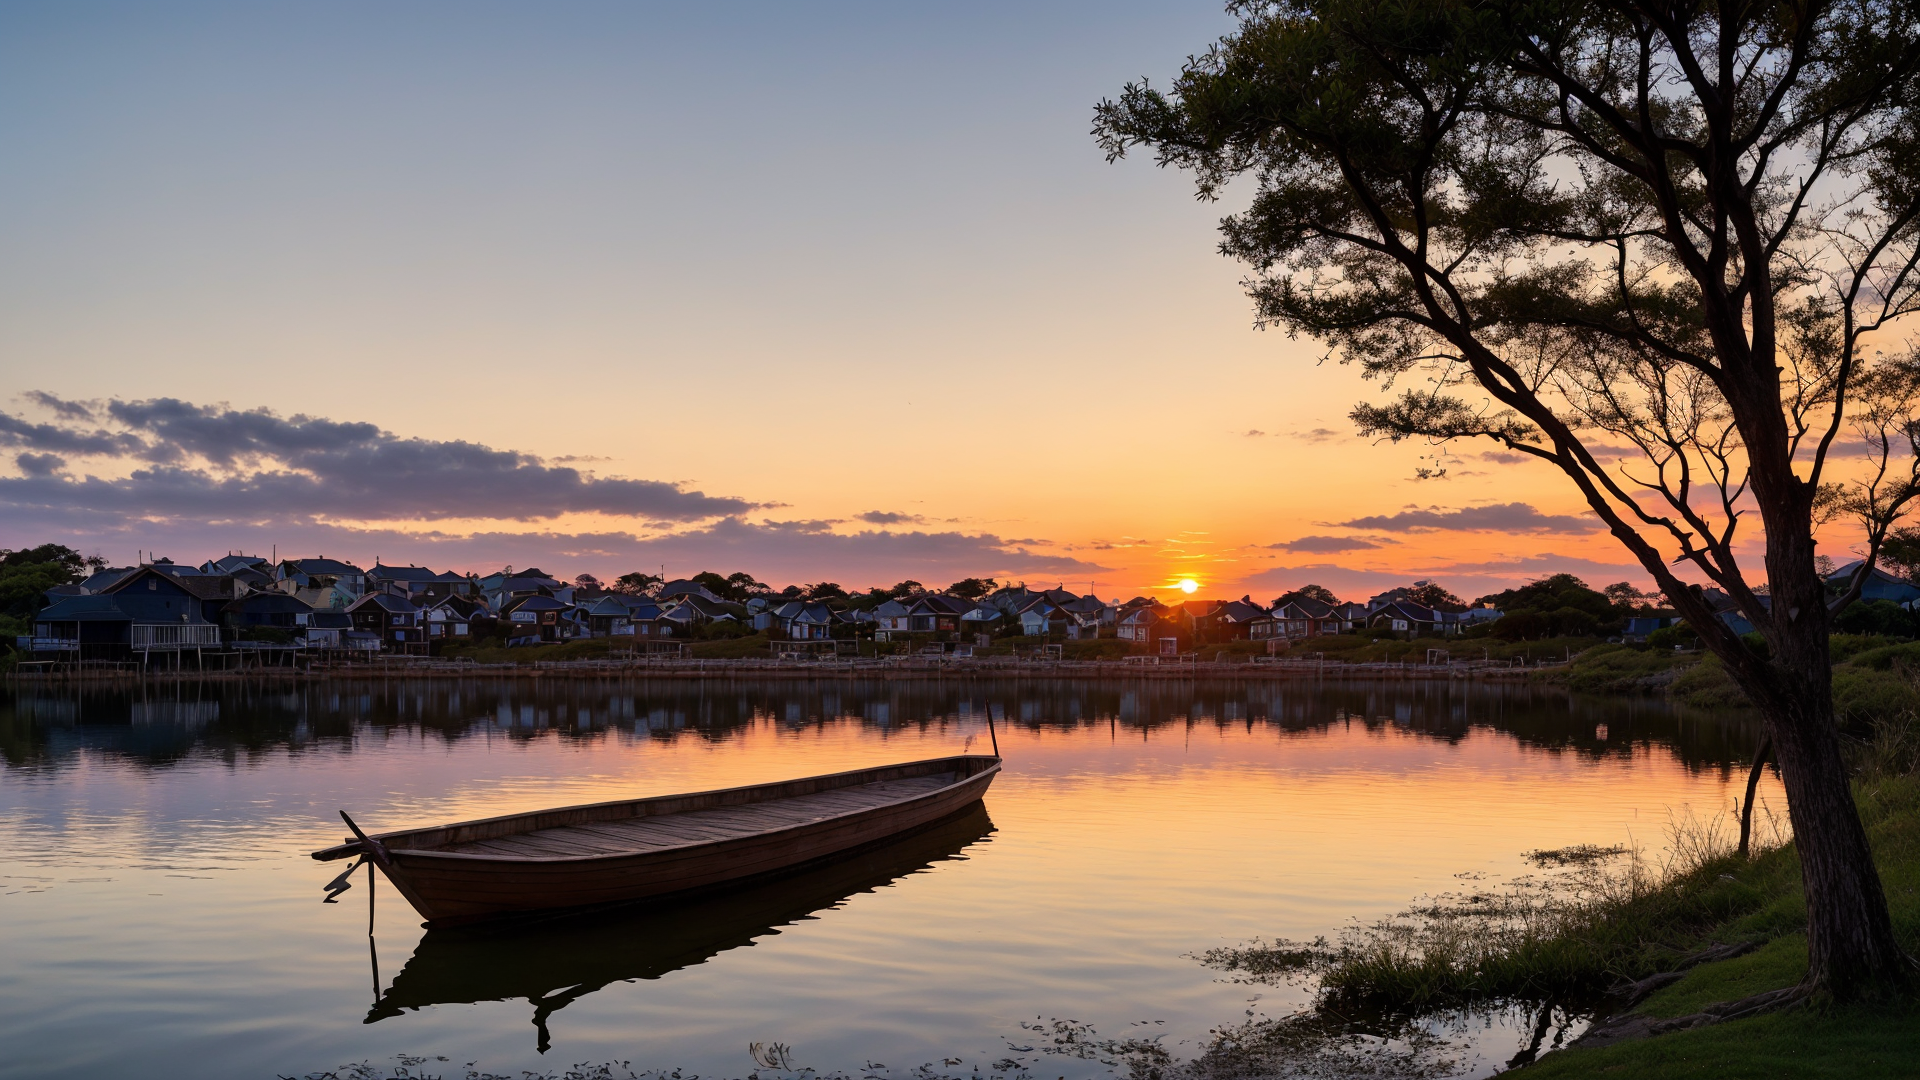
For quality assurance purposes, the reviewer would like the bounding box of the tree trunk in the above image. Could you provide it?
[1743,598,1912,998]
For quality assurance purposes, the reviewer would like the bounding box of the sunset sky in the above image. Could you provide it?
[0,1,1673,601]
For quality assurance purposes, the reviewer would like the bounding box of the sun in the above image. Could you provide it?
[1178,579,1198,594]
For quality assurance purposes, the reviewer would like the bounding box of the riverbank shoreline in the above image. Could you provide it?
[0,654,1563,685]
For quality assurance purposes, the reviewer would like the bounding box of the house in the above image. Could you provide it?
[662,594,740,628]
[872,599,914,640]
[1057,592,1114,629]
[420,595,484,641]
[485,575,558,609]
[305,610,353,648]
[25,595,136,659]
[1017,597,1078,638]
[221,592,315,637]
[1271,597,1343,639]
[30,572,221,659]
[1826,561,1920,605]
[500,594,570,644]
[1445,607,1504,633]
[585,594,645,637]
[1367,600,1441,634]
[906,595,972,635]
[960,603,1005,637]
[101,565,235,635]
[368,563,473,600]
[768,601,837,640]
[658,579,725,604]
[275,558,366,598]
[1116,602,1181,642]
[200,554,269,575]
[76,566,137,594]
[348,592,424,647]
[1623,615,1677,642]
[291,582,358,612]
[1332,602,1372,632]
[1209,597,1270,640]
[1366,601,1490,636]
[230,565,276,594]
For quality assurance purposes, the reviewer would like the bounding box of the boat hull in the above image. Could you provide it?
[318,755,999,925]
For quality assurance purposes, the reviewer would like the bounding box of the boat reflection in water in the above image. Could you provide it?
[366,803,996,1051]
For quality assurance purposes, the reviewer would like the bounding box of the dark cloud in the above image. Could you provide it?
[0,411,143,456]
[857,510,925,525]
[1295,427,1341,442]
[1336,502,1599,534]
[1243,429,1266,438]
[1271,535,1385,554]
[0,396,756,523]
[21,392,98,422]
[0,515,1112,588]
[15,452,64,478]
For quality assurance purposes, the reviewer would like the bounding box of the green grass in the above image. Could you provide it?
[1519,768,1920,1077]
[1199,742,1920,1078]
[1526,1000,1920,1079]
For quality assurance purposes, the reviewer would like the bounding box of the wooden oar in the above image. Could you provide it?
[340,810,396,874]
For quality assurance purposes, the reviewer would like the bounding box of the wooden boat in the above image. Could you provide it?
[366,803,995,1051]
[313,753,999,925]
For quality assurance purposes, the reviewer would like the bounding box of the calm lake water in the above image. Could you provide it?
[0,677,1778,1079]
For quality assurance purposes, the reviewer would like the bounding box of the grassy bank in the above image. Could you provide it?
[1548,635,1920,724]
[1201,715,1920,1077]
[1527,780,1920,1076]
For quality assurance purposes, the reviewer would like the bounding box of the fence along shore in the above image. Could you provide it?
[3,650,1566,684]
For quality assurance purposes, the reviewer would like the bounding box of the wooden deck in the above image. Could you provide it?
[440,773,957,859]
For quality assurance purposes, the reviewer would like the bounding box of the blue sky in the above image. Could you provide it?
[0,2,1651,599]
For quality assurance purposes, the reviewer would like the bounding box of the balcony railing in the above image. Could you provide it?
[132,623,223,648]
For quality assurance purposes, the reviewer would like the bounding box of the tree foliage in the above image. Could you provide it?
[1475,573,1623,638]
[947,577,999,601]
[0,543,86,638]
[612,571,662,596]
[1275,583,1340,606]
[1097,0,1920,994]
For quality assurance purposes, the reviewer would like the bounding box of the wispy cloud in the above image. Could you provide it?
[1270,535,1386,554]
[1335,502,1599,534]
[856,510,924,525]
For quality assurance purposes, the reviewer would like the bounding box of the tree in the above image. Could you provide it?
[0,543,85,640]
[611,572,662,596]
[574,573,602,589]
[1097,0,1920,997]
[805,582,848,601]
[1403,582,1466,612]
[1476,574,1622,638]
[1602,581,1651,610]
[725,571,771,597]
[948,577,999,601]
[1879,525,1920,581]
[1275,583,1339,607]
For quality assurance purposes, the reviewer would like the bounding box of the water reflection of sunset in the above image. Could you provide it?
[0,680,1778,1078]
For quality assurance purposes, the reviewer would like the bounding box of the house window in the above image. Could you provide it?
[148,579,157,591]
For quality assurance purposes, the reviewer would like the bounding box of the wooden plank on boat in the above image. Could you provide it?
[314,754,999,925]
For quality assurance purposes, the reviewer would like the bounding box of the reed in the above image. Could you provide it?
[1201,813,1792,1014]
